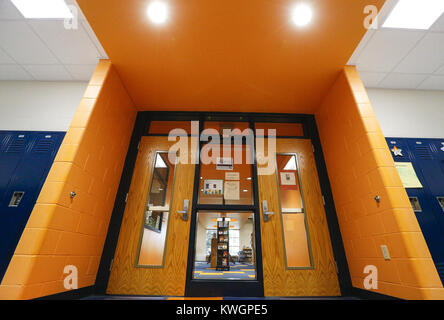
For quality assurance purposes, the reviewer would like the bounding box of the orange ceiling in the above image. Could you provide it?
[78,0,385,113]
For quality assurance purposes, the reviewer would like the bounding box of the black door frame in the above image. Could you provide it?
[94,112,353,297]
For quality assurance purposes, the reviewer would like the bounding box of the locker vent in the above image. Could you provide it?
[415,146,433,160]
[5,137,25,153]
[33,139,53,153]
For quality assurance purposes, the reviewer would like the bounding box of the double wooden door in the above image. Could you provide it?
[107,136,340,297]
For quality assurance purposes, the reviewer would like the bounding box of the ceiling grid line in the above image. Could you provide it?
[0,41,36,80]
[349,0,444,90]
[24,19,74,80]
[377,32,427,89]
[0,0,108,81]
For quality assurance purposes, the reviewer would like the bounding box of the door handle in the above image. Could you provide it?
[262,200,274,222]
[177,199,189,221]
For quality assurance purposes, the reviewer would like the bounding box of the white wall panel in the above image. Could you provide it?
[0,80,87,131]
[368,88,444,138]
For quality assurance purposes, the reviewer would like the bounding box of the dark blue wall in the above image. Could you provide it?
[386,137,444,285]
[0,131,65,283]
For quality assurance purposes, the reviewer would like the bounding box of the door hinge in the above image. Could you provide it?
[312,144,315,153]
[109,258,114,271]
[125,193,129,203]
[137,141,140,150]
[334,261,339,274]
[322,195,326,206]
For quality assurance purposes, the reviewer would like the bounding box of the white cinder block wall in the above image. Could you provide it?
[0,81,87,132]
[367,88,444,139]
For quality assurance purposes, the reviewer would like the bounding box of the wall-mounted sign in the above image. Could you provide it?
[216,157,233,170]
[203,179,223,195]
[395,162,423,188]
[391,146,403,157]
[279,171,299,191]
[440,142,444,152]
[224,181,240,200]
[225,172,239,180]
[280,172,296,186]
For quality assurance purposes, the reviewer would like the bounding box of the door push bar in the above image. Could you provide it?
[262,200,274,222]
[177,199,189,221]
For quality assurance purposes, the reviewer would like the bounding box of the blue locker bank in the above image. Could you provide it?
[0,131,64,283]
[386,137,444,285]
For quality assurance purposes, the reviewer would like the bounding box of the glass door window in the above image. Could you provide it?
[193,211,256,280]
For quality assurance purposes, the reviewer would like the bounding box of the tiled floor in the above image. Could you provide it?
[193,262,256,280]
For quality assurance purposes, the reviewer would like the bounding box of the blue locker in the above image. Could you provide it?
[0,131,64,283]
[387,137,444,284]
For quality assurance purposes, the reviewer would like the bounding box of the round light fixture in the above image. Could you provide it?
[291,3,313,27]
[147,1,169,25]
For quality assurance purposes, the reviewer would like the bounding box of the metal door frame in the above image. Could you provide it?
[95,112,353,297]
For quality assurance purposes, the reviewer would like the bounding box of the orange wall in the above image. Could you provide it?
[315,66,444,300]
[0,60,137,300]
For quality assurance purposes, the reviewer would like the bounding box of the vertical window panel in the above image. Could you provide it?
[276,154,313,269]
[136,152,177,267]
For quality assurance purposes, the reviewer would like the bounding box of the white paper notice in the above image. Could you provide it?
[280,172,296,186]
[224,181,240,200]
[216,157,233,170]
[225,172,240,180]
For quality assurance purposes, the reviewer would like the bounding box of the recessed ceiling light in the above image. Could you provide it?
[383,0,444,30]
[291,3,313,27]
[147,1,169,25]
[11,0,73,19]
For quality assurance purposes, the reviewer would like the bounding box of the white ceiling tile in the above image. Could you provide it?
[0,0,24,20]
[356,70,387,88]
[65,64,97,80]
[0,64,32,80]
[65,0,87,21]
[28,20,100,64]
[0,21,58,64]
[23,64,73,81]
[394,33,444,74]
[435,64,444,75]
[347,30,375,65]
[378,73,428,89]
[355,29,425,73]
[430,14,444,31]
[81,20,108,58]
[0,1,106,82]
[418,75,444,90]
[0,47,14,64]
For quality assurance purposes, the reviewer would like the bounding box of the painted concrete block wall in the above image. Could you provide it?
[315,66,444,300]
[367,88,444,139]
[0,81,88,132]
[0,60,137,299]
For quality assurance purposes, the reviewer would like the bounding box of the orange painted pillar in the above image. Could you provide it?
[0,60,137,299]
[315,66,444,300]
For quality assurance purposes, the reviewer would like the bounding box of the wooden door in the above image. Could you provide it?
[107,136,195,295]
[257,138,340,296]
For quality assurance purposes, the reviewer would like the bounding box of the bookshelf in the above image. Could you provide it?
[216,218,230,271]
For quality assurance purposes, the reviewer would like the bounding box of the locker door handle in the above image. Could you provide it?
[177,199,189,221]
[262,200,274,222]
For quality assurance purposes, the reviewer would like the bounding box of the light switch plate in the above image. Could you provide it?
[381,245,391,260]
